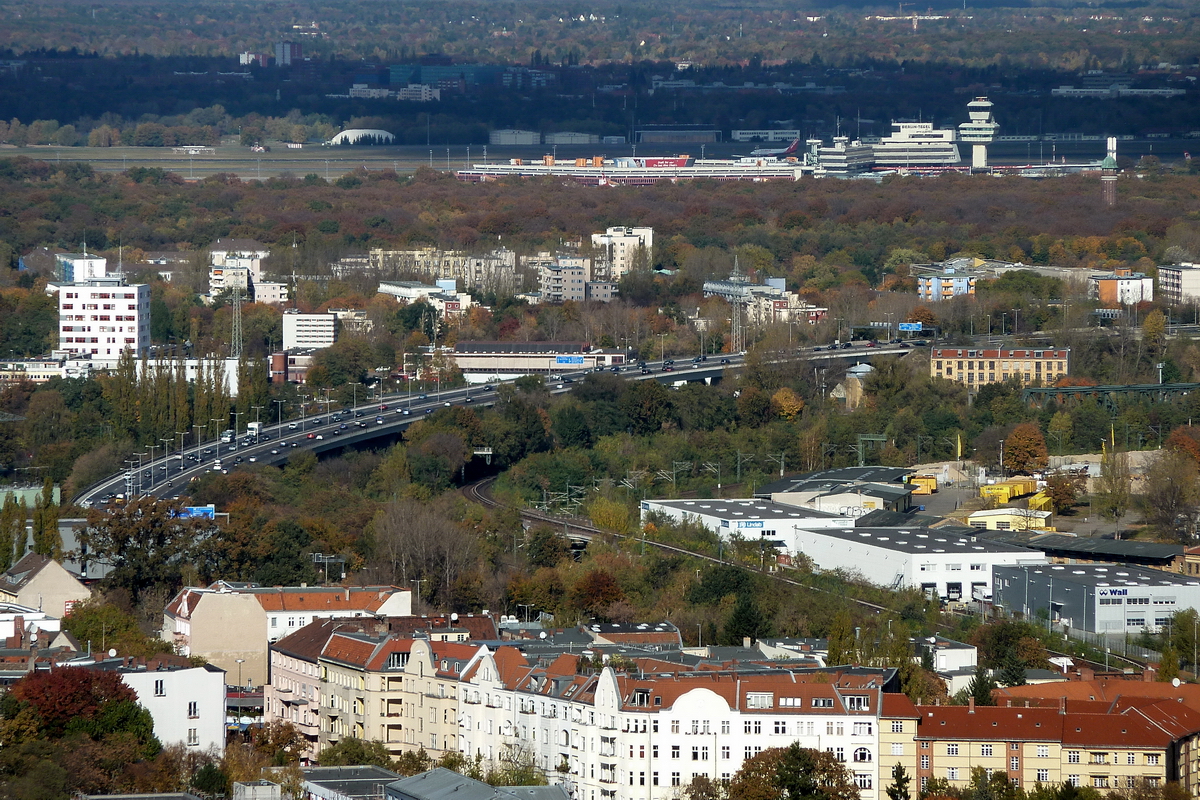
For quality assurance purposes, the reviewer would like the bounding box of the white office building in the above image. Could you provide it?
[377,280,475,318]
[57,277,151,358]
[282,310,338,351]
[592,227,653,279]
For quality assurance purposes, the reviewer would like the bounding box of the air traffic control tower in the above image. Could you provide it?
[958,97,999,171]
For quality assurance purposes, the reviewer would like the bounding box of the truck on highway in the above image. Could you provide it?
[220,429,235,444]
[247,421,263,438]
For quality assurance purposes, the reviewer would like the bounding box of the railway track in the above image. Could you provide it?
[461,476,895,616]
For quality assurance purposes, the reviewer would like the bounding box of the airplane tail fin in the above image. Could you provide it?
[783,138,800,155]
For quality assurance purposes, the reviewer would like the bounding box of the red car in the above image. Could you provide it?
[378,404,388,411]
[306,433,316,439]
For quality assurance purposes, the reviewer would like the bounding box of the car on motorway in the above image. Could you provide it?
[555,383,564,389]
[290,442,299,447]
[610,365,620,373]
[419,394,428,400]
[249,456,257,462]
[354,411,364,418]
[864,340,877,347]
[563,377,575,384]
[357,421,367,428]
[312,418,324,425]
[812,346,824,352]
[443,401,451,407]
[464,395,473,402]
[235,456,244,463]
[332,413,343,422]
[375,416,384,424]
[662,365,674,372]
[315,435,324,440]
[378,404,388,411]
[270,449,279,455]
[332,429,343,435]
[664,359,675,366]
[339,423,349,430]
[288,422,298,430]
[481,385,494,392]
[720,358,731,364]
[307,433,316,439]
[840,342,853,349]
[640,368,651,374]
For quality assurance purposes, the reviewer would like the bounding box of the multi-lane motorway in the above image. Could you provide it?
[72,342,915,508]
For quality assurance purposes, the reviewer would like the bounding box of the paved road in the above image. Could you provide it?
[74,342,921,509]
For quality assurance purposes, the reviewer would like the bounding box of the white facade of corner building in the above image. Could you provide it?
[121,665,227,755]
[459,653,890,800]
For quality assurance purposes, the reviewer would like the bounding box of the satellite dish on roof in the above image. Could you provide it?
[540,631,547,639]
[1173,678,1182,688]
[451,612,459,622]
[108,648,117,657]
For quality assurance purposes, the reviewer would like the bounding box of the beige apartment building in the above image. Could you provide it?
[915,701,1198,793]
[931,347,1069,388]
[318,631,412,754]
[400,639,482,757]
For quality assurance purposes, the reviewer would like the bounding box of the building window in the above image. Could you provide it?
[892,720,904,733]
[1068,776,1080,787]
[1011,757,1020,771]
[721,746,730,760]
[1067,751,1080,764]
[187,701,198,718]
[947,744,959,756]
[921,778,929,791]
[892,743,904,756]
[775,721,787,735]
[671,720,680,734]
[154,680,165,697]
[672,746,680,760]
[187,728,199,746]
[1037,745,1049,758]
[853,722,873,736]
[1037,770,1050,783]
[1092,777,1109,789]
[982,744,993,757]
[721,721,730,735]
[855,774,873,790]
[1146,754,1160,766]
[671,773,680,787]
[921,756,930,770]
[947,768,959,781]
[854,748,872,763]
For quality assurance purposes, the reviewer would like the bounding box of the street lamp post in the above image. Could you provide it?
[193,423,203,462]
[235,658,245,690]
[273,399,285,430]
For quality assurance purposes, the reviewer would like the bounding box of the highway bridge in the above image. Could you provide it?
[72,342,916,508]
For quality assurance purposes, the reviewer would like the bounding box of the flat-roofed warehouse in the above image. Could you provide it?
[992,563,1200,635]
[789,526,1045,603]
[639,498,856,559]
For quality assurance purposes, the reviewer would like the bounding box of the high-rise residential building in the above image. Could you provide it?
[591,227,653,279]
[275,42,302,66]
[282,310,339,351]
[57,275,151,359]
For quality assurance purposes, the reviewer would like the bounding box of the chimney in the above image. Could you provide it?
[345,588,350,602]
[743,637,751,649]
[1080,666,1094,681]
[1144,668,1155,682]
[968,697,975,713]
[1059,697,1066,715]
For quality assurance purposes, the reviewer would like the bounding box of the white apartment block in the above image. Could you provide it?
[113,660,228,755]
[538,257,591,303]
[54,252,108,282]
[57,278,151,358]
[283,310,338,350]
[210,238,270,282]
[1157,263,1200,306]
[459,648,911,800]
[592,227,653,279]
[209,265,251,297]
[254,281,290,305]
